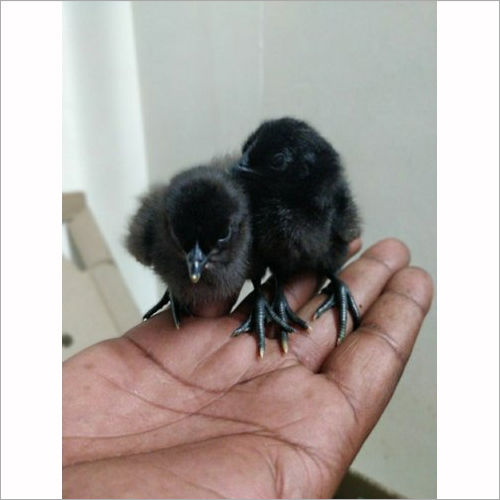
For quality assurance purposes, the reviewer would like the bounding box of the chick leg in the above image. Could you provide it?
[232,281,294,358]
[314,275,361,344]
[143,288,170,320]
[273,278,311,354]
[169,294,181,330]
[143,288,182,329]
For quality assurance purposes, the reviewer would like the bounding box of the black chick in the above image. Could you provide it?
[126,159,251,327]
[232,117,361,354]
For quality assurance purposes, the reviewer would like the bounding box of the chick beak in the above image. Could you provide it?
[186,242,207,284]
[231,153,253,175]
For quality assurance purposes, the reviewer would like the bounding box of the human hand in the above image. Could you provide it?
[62,238,433,499]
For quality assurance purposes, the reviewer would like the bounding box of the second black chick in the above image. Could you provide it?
[232,117,361,353]
[126,159,251,327]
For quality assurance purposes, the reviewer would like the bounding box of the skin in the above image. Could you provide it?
[63,238,433,499]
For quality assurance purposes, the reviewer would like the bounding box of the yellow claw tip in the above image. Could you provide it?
[259,347,265,359]
[306,325,313,334]
[281,341,289,354]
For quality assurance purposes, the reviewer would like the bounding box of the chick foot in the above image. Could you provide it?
[313,276,360,344]
[232,283,294,358]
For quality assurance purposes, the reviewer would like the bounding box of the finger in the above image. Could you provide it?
[321,266,433,440]
[290,238,411,371]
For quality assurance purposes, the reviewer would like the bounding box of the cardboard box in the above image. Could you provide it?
[62,192,140,360]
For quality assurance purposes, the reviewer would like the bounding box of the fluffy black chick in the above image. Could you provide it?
[232,117,361,354]
[126,159,251,327]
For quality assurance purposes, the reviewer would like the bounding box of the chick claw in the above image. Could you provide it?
[232,285,294,358]
[273,279,311,354]
[313,276,360,344]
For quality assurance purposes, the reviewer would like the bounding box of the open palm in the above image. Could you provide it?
[63,239,433,499]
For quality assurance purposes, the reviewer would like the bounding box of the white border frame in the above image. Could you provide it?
[1,2,62,498]
[437,1,499,499]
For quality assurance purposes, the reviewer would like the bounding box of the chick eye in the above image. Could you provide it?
[270,153,287,170]
[217,226,232,246]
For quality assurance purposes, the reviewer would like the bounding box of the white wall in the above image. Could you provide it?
[63,1,157,312]
[131,1,267,183]
[63,1,436,496]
